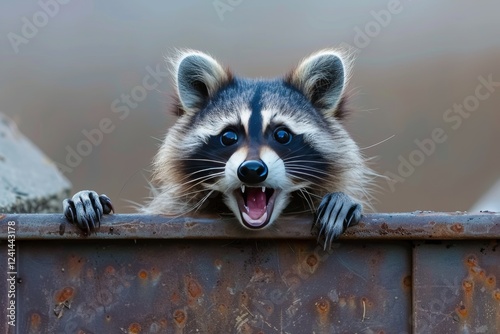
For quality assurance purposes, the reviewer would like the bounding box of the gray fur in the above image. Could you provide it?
[63,49,377,248]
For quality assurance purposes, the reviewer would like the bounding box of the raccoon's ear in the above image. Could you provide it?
[287,50,349,119]
[173,51,231,114]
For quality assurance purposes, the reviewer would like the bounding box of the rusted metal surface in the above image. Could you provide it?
[8,240,411,333]
[413,241,500,334]
[0,212,499,333]
[1,211,499,240]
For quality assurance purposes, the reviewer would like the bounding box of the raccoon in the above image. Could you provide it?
[63,49,376,248]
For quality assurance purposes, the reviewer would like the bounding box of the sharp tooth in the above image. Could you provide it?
[261,186,265,192]
[241,185,245,193]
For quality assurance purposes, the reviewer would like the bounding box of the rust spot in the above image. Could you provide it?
[486,275,496,287]
[315,299,330,314]
[361,297,372,308]
[54,287,75,318]
[128,322,142,334]
[470,266,486,279]
[403,275,412,289]
[214,259,223,269]
[159,318,168,328]
[105,265,116,275]
[462,280,473,293]
[138,269,148,280]
[218,303,228,315]
[347,295,356,309]
[456,304,468,317]
[55,287,74,303]
[171,291,181,305]
[185,276,203,299]
[315,298,330,325]
[450,223,464,233]
[59,223,65,235]
[306,254,319,268]
[466,255,478,267]
[493,289,500,301]
[30,312,41,327]
[173,309,187,327]
[376,222,415,236]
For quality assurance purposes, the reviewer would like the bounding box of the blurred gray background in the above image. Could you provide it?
[1,0,499,213]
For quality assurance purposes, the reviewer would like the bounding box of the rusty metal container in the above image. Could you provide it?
[1,212,499,333]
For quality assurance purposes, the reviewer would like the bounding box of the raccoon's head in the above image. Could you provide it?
[153,49,368,229]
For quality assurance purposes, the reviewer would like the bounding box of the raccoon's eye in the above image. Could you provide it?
[273,127,292,145]
[220,130,238,146]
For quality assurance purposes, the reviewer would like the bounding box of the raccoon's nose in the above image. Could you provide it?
[238,160,268,184]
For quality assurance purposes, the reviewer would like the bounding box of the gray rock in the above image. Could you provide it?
[0,113,71,213]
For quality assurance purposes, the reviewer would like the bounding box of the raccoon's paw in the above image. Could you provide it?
[313,192,362,250]
[63,190,114,233]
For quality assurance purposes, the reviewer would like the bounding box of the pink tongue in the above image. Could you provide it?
[246,188,267,219]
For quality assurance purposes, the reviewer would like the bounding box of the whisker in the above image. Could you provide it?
[177,158,226,165]
[179,171,225,186]
[162,187,217,200]
[283,158,328,164]
[286,166,332,178]
[301,188,323,200]
[281,144,315,160]
[279,141,318,159]
[176,172,224,194]
[184,151,229,163]
[193,190,215,213]
[287,173,333,192]
[360,134,395,150]
[285,164,330,174]
[178,167,225,183]
[282,154,327,162]
[298,189,315,214]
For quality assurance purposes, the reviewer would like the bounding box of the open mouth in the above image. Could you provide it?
[234,185,278,229]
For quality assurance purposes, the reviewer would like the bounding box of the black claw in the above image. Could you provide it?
[61,190,114,234]
[99,195,114,214]
[63,199,77,224]
[313,192,363,250]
